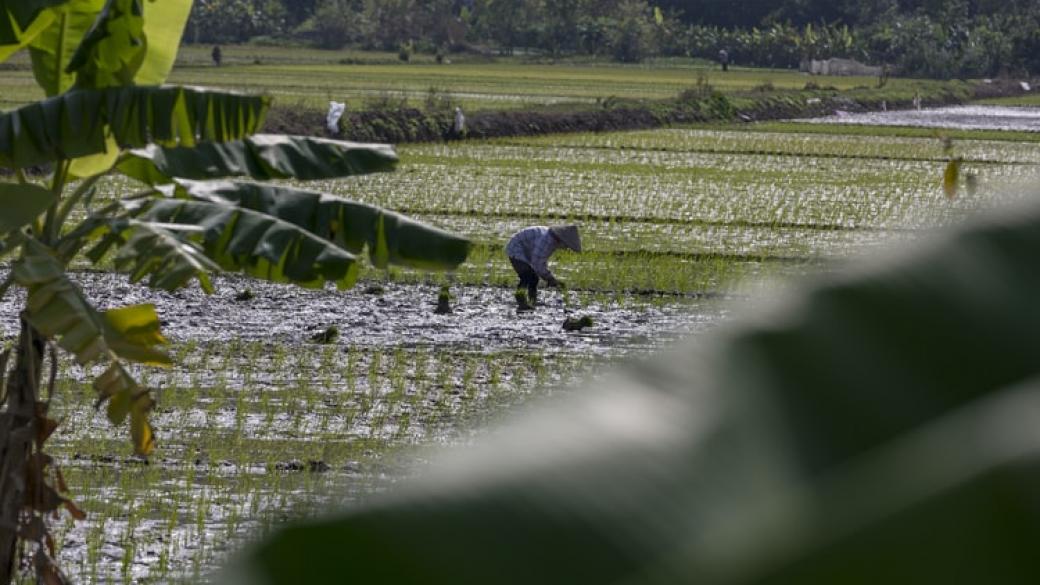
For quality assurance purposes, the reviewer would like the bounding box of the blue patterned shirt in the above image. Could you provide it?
[506,226,560,280]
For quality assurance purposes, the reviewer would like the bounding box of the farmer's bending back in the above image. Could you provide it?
[506,225,582,311]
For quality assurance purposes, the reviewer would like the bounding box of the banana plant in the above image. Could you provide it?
[0,1,470,582]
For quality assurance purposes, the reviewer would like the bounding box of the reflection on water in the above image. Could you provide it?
[802,105,1040,132]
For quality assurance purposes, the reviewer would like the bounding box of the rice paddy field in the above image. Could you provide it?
[3,48,1040,582]
[0,44,948,112]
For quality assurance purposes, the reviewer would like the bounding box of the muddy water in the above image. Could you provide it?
[802,105,1040,132]
[0,269,732,355]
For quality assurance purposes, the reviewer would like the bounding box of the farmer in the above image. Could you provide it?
[506,225,582,311]
[453,106,466,136]
[211,45,222,67]
[718,48,729,72]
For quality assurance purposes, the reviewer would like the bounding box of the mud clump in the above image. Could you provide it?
[272,460,331,473]
[435,297,453,314]
[363,284,385,295]
[309,325,339,344]
[563,315,595,332]
[234,289,255,302]
[434,286,453,314]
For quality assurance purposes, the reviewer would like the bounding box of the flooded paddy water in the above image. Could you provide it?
[803,104,1040,133]
[0,272,717,354]
[3,114,1040,581]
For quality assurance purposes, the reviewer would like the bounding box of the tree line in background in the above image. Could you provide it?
[188,0,1040,77]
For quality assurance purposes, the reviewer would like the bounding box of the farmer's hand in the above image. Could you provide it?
[550,278,564,289]
[545,276,559,287]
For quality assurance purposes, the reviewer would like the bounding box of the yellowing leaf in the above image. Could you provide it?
[101,303,171,365]
[68,131,119,178]
[93,362,156,455]
[130,392,156,456]
[104,303,167,346]
[94,361,135,421]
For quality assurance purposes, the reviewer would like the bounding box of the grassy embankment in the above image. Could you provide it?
[1,44,993,134]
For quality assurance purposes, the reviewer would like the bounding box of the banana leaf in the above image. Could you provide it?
[0,85,270,169]
[73,217,219,293]
[0,182,58,235]
[93,361,155,455]
[12,238,166,456]
[28,0,106,96]
[133,0,191,85]
[66,0,147,90]
[30,0,191,94]
[117,135,398,185]
[130,180,470,284]
[66,0,192,90]
[0,0,67,61]
[12,238,171,366]
[127,191,362,289]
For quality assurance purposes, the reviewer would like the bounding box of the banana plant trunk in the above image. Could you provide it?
[0,318,44,583]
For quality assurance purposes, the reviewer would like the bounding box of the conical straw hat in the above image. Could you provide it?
[550,225,582,252]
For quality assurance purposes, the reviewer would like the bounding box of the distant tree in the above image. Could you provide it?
[470,0,537,54]
[188,0,286,43]
[651,0,776,28]
[279,0,319,27]
[605,0,659,62]
[178,0,1040,78]
[540,0,582,55]
[1009,15,1040,75]
[306,0,364,49]
[359,0,418,50]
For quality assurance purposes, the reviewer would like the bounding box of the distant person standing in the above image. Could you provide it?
[718,48,729,72]
[453,106,466,137]
[212,45,222,67]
